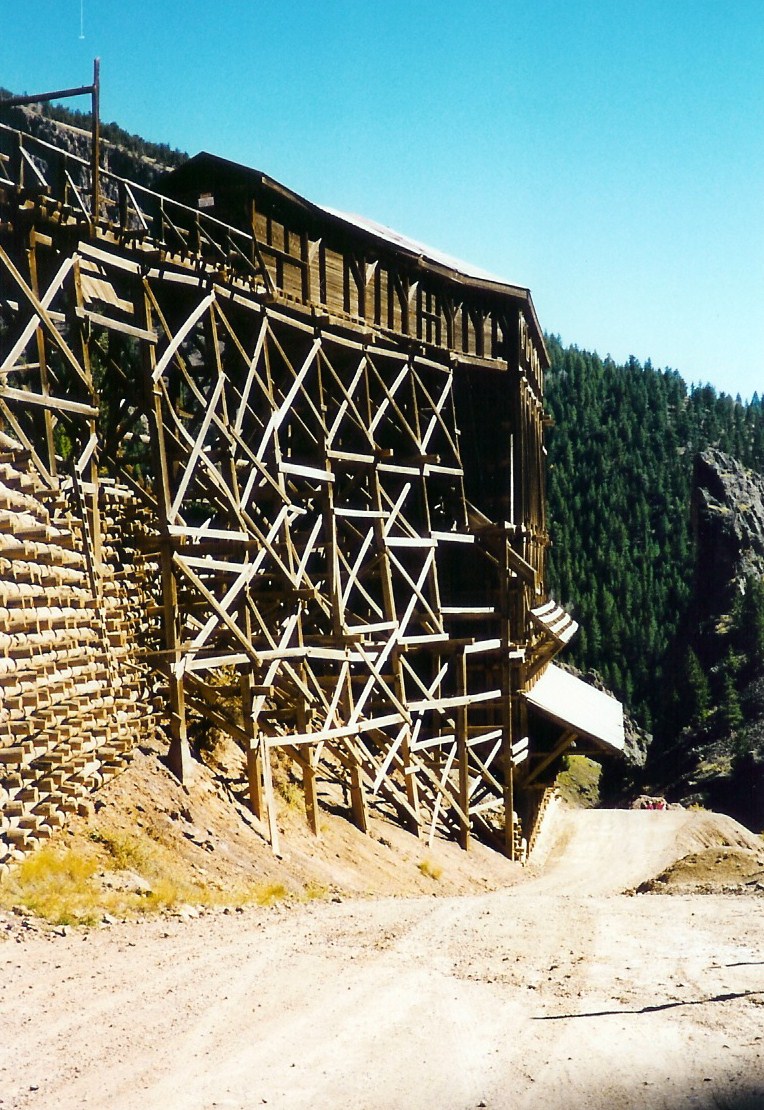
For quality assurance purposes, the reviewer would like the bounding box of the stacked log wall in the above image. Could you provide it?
[0,449,162,874]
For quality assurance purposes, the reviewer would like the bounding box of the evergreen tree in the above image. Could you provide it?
[544,334,764,731]
[684,647,711,726]
[733,575,764,680]
[719,654,744,734]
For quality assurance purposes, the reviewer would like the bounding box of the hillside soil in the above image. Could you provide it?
[2,770,764,1110]
[0,734,527,924]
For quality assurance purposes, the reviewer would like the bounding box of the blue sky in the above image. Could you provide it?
[1,1,762,398]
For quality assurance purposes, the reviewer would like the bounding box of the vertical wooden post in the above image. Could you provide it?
[162,554,192,782]
[246,741,264,821]
[396,692,421,835]
[259,736,281,857]
[456,648,470,850]
[371,466,420,837]
[90,58,100,230]
[340,667,368,833]
[239,667,264,822]
[296,662,319,837]
[26,231,57,478]
[303,748,320,837]
[506,746,516,860]
[348,756,369,834]
[137,283,191,781]
[71,255,102,569]
[502,707,516,861]
[500,533,517,860]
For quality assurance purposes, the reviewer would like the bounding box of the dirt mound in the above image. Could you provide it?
[633,810,764,896]
[528,797,763,896]
[637,845,764,895]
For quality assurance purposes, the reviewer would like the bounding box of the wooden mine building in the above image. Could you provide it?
[0,75,624,867]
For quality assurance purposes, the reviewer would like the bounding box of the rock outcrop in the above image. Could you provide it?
[648,449,764,830]
[692,448,764,629]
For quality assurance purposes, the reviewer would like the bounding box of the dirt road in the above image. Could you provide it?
[2,807,763,1110]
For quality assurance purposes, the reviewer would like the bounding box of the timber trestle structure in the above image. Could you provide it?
[0,99,576,864]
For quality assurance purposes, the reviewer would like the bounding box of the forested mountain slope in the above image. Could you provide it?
[644,450,764,826]
[544,335,764,733]
[0,87,186,188]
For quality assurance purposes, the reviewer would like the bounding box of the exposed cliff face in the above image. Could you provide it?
[692,448,764,630]
[649,449,764,829]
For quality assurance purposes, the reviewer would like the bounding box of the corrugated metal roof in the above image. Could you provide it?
[321,206,511,286]
[524,664,625,753]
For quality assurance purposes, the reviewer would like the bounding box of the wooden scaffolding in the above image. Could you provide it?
[0,85,579,859]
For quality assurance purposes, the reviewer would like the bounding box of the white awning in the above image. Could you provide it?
[524,664,625,753]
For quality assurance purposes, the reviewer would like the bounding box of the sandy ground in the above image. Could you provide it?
[2,802,763,1110]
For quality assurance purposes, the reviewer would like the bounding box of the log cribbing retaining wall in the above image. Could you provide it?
[0,446,162,874]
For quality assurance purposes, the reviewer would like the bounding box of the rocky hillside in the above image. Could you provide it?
[646,449,764,828]
[0,98,185,190]
[691,448,764,628]
[545,338,764,732]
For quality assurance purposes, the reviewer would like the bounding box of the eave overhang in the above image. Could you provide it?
[524,663,625,755]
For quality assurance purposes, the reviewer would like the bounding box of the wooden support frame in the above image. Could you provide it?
[0,105,564,861]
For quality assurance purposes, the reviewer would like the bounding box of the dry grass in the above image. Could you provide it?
[277,779,304,811]
[270,747,305,812]
[302,881,329,901]
[0,827,282,925]
[88,829,146,870]
[253,882,287,906]
[417,858,443,881]
[0,844,103,925]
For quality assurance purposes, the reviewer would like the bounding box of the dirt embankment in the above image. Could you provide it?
[0,736,526,928]
[3,728,761,924]
[528,795,764,896]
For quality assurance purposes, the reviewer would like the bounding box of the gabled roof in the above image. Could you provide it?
[159,152,548,363]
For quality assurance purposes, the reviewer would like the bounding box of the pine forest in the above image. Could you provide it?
[544,334,764,740]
